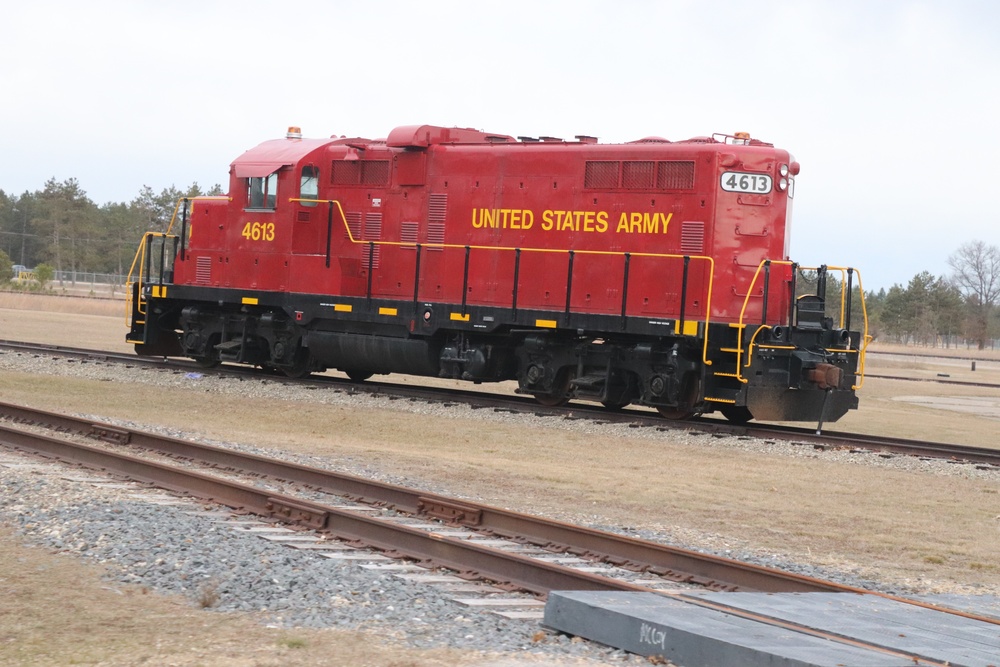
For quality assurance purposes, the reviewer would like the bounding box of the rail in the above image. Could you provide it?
[291,198,719,366]
[125,197,230,326]
[732,260,871,389]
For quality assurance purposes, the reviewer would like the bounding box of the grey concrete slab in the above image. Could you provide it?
[919,594,1000,621]
[544,591,915,667]
[692,592,1000,667]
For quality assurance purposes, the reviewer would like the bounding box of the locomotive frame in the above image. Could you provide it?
[126,125,869,425]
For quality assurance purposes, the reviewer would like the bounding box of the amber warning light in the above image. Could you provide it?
[287,126,302,139]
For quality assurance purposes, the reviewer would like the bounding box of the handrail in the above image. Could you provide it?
[734,260,870,389]
[124,232,177,327]
[291,198,718,365]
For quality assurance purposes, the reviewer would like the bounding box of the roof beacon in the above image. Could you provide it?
[286,126,302,140]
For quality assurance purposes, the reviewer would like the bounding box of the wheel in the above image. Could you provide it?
[601,398,630,410]
[193,356,219,369]
[345,369,373,382]
[656,406,697,420]
[533,368,573,407]
[280,349,313,379]
[720,405,753,424]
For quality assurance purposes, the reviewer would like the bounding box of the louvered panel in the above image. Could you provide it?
[427,221,445,251]
[428,193,447,222]
[400,221,419,247]
[195,256,212,284]
[680,221,705,254]
[296,210,311,222]
[362,213,382,269]
[344,212,362,240]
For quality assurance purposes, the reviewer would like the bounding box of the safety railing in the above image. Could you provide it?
[293,198,719,366]
[124,232,177,326]
[732,260,871,389]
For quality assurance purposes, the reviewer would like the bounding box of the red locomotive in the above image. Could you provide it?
[127,125,868,424]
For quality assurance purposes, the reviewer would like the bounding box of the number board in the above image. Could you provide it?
[720,171,772,194]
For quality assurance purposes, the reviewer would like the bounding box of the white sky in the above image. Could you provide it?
[2,0,998,291]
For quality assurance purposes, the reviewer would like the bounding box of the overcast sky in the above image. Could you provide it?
[3,0,997,291]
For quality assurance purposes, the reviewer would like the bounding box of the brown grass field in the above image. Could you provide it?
[1,291,999,666]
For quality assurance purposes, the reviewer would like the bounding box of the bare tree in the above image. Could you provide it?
[948,240,1000,349]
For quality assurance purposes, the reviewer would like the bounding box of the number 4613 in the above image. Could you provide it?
[241,221,275,242]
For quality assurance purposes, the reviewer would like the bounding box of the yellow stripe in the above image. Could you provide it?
[378,307,398,316]
[535,319,557,329]
[242,297,258,305]
[705,397,737,404]
[674,320,698,336]
[450,312,470,322]
[334,304,353,312]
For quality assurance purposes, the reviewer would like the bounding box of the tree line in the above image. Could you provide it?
[2,178,998,349]
[0,178,221,280]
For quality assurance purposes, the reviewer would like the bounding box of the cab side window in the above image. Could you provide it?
[247,173,278,210]
[300,166,319,206]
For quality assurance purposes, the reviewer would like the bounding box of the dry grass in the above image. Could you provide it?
[0,525,466,666]
[2,296,1000,664]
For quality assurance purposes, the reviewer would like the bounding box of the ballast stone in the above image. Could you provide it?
[543,590,1000,666]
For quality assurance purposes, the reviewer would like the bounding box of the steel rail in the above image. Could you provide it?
[0,421,645,597]
[4,405,1000,632]
[0,400,903,594]
[4,340,1000,466]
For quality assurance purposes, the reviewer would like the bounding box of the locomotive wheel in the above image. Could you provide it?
[193,356,219,369]
[345,370,373,382]
[656,406,697,420]
[280,349,313,379]
[601,397,630,410]
[533,368,573,407]
[720,405,753,424]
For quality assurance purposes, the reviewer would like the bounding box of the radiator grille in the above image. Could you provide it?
[658,161,695,189]
[331,160,390,185]
[584,161,618,189]
[622,161,655,189]
[332,161,359,185]
[361,160,389,185]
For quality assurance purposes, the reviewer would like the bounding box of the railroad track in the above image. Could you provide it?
[3,339,999,468]
[3,400,999,667]
[0,399,851,595]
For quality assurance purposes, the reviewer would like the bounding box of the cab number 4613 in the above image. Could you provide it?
[242,221,275,242]
[721,171,772,194]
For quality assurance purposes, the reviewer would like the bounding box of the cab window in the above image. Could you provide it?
[247,173,278,210]
[300,166,319,206]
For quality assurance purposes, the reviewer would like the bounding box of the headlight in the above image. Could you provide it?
[777,178,788,191]
[779,164,789,177]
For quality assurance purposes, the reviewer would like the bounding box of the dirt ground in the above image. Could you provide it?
[1,292,999,666]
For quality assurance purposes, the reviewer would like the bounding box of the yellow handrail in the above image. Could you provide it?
[291,198,719,365]
[731,260,870,389]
